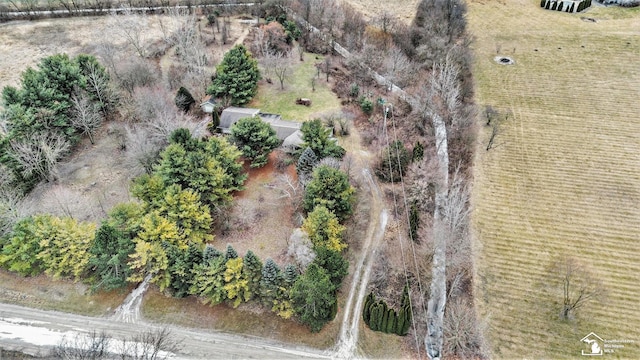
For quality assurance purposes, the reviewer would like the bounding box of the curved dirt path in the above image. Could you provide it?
[333,124,389,359]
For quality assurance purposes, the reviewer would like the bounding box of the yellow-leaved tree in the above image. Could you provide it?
[223,257,250,308]
[301,205,347,252]
[36,215,96,279]
[128,211,180,290]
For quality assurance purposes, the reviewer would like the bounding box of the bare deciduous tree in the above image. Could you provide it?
[549,256,605,320]
[288,228,316,272]
[71,93,103,144]
[51,330,111,359]
[382,46,414,90]
[51,328,180,360]
[116,57,158,95]
[9,132,70,182]
[262,50,293,90]
[110,8,150,58]
[0,187,29,236]
[443,298,487,359]
[161,8,211,98]
[124,125,162,175]
[131,86,208,142]
[123,87,207,174]
[84,60,119,116]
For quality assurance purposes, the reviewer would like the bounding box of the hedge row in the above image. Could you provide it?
[540,0,592,12]
[362,285,412,336]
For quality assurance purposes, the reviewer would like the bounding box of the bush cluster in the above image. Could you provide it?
[362,285,412,336]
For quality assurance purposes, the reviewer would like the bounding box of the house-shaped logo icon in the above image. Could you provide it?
[581,332,604,356]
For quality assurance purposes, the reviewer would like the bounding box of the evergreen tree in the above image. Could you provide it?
[300,119,345,159]
[223,257,250,308]
[386,308,397,334]
[376,140,410,183]
[169,128,193,146]
[175,86,195,113]
[207,44,260,106]
[296,147,318,177]
[311,246,348,290]
[380,301,389,332]
[260,258,283,305]
[88,222,135,291]
[167,243,203,298]
[0,216,45,275]
[189,256,227,305]
[399,285,412,336]
[370,302,381,331]
[363,292,374,325]
[230,116,280,168]
[302,206,347,252]
[291,263,337,332]
[203,244,223,263]
[205,136,247,192]
[409,202,420,243]
[1,54,85,141]
[283,264,299,286]
[412,141,424,162]
[225,244,238,260]
[243,250,263,299]
[303,166,355,222]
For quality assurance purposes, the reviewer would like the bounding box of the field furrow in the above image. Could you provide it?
[470,0,640,358]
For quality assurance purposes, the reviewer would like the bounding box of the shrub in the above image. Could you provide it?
[375,140,410,182]
[175,87,195,113]
[360,98,373,115]
[349,83,360,98]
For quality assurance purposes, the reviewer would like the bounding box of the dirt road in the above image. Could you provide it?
[0,303,331,359]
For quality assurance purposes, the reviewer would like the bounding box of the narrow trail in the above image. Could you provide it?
[111,273,152,323]
[335,165,388,358]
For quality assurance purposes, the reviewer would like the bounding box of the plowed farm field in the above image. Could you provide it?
[468,0,640,358]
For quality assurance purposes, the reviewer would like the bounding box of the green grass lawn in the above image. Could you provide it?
[249,52,342,121]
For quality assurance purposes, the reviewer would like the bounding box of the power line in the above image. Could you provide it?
[381,104,425,359]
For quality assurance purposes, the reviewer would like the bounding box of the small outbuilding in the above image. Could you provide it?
[200,96,218,114]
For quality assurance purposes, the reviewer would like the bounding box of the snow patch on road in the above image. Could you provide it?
[0,318,73,346]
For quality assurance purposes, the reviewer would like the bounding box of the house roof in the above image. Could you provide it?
[218,107,302,141]
[264,115,302,140]
[200,96,218,113]
[282,129,304,148]
[219,107,261,132]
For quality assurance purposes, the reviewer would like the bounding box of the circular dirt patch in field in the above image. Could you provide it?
[494,56,515,65]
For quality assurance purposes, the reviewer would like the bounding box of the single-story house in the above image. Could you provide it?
[218,107,304,146]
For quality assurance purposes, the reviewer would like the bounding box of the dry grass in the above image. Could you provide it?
[24,123,137,223]
[0,269,131,316]
[359,322,412,359]
[142,286,339,349]
[340,0,419,23]
[215,152,298,263]
[469,1,640,358]
[0,16,145,90]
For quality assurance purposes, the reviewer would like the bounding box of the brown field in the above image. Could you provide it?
[0,14,250,91]
[0,269,131,316]
[469,0,640,358]
[142,286,340,349]
[340,0,419,23]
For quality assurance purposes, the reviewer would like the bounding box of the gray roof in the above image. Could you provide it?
[219,107,260,132]
[264,115,302,140]
[218,107,302,141]
[282,130,304,148]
